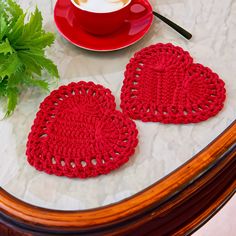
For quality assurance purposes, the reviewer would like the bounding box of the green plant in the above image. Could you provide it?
[0,0,59,117]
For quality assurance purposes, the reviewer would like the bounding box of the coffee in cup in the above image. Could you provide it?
[73,0,130,13]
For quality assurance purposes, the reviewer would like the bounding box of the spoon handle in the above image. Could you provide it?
[153,11,192,40]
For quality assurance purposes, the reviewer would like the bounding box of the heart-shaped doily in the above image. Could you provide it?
[26,82,138,178]
[121,43,226,124]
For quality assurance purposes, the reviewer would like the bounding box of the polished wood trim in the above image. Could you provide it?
[0,121,235,235]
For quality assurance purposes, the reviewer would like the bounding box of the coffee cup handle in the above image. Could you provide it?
[128,0,151,18]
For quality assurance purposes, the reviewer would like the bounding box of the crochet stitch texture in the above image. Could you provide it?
[26,82,138,178]
[121,43,226,124]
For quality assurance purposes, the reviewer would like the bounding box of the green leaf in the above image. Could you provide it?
[20,7,43,42]
[0,1,5,14]
[18,51,42,76]
[34,55,59,78]
[20,50,59,78]
[0,15,8,41]
[0,53,22,78]
[0,1,59,117]
[0,2,9,24]
[0,78,8,97]
[16,32,55,49]
[7,70,23,87]
[23,75,49,91]
[5,87,18,117]
[0,38,14,55]
[31,33,55,48]
[7,13,25,42]
[6,0,24,22]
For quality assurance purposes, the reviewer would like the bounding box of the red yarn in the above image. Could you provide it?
[26,82,138,178]
[121,43,226,124]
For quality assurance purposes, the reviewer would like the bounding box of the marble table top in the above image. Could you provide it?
[0,0,235,210]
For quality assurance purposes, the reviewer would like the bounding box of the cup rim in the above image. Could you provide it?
[70,0,132,14]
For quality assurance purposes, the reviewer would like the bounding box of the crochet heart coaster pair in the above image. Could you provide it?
[121,43,226,123]
[26,82,138,178]
[27,43,226,178]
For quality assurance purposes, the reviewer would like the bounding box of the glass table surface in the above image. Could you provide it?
[0,0,235,210]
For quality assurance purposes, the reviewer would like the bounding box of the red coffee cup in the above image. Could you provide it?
[70,0,148,35]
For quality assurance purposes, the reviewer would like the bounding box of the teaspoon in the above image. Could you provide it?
[153,11,192,40]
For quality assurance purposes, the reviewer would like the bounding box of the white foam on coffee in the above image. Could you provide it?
[75,0,129,13]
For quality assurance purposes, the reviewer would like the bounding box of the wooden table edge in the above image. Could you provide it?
[0,120,235,235]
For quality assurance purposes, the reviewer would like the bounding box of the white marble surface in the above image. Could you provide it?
[0,0,235,211]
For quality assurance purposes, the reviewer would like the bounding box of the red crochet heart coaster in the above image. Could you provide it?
[121,43,226,124]
[26,82,138,178]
